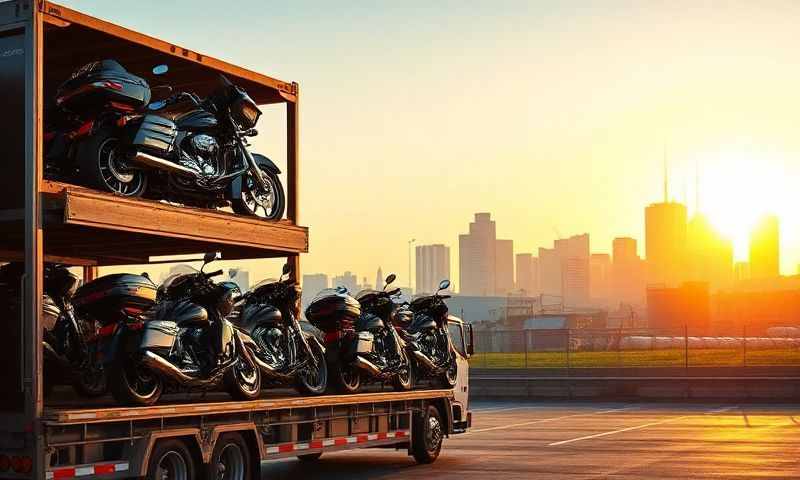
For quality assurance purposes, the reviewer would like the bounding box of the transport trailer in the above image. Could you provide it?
[38,388,469,479]
[0,2,472,478]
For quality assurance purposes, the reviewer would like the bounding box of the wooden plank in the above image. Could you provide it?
[58,185,307,253]
[44,390,454,425]
[39,1,297,103]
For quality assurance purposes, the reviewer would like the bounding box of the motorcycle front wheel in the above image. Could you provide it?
[231,166,285,220]
[295,339,328,396]
[439,356,458,389]
[76,129,147,197]
[225,348,262,401]
[392,354,414,391]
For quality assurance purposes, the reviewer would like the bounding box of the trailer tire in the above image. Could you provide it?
[411,404,443,464]
[206,433,253,480]
[296,452,323,462]
[146,439,196,480]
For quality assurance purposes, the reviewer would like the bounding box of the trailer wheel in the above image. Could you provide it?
[206,433,253,480]
[411,404,443,464]
[146,439,196,480]
[296,452,323,462]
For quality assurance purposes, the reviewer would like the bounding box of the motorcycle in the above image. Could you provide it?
[404,279,458,388]
[306,274,413,394]
[0,263,107,397]
[46,59,285,220]
[104,252,261,406]
[232,264,327,395]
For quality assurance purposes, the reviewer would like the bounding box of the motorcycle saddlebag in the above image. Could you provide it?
[56,60,151,115]
[304,288,361,332]
[140,320,178,353]
[72,273,157,325]
[355,331,374,354]
[129,114,177,156]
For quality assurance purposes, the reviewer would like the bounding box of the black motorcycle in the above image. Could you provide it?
[306,274,412,394]
[0,263,107,397]
[404,279,458,388]
[232,264,327,395]
[46,59,285,220]
[104,253,261,406]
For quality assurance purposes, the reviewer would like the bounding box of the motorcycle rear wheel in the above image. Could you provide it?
[328,360,361,394]
[109,356,163,406]
[392,354,414,391]
[231,166,285,220]
[76,129,147,197]
[295,339,328,396]
[72,364,107,398]
[439,357,458,389]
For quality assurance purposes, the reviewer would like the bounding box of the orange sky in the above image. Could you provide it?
[65,1,800,285]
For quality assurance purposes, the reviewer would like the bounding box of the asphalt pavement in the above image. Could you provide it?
[259,401,800,479]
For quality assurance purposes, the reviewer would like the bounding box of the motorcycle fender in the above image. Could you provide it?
[99,326,140,366]
[227,153,281,200]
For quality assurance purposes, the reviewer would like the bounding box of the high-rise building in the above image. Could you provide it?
[515,253,540,295]
[749,215,780,279]
[302,273,329,297]
[555,234,590,306]
[538,247,561,297]
[611,237,645,306]
[645,201,687,287]
[375,267,383,291]
[589,253,611,304]
[686,213,733,290]
[495,239,514,296]
[459,213,497,296]
[416,244,450,294]
[331,271,358,293]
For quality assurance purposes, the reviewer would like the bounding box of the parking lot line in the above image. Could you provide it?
[547,406,738,446]
[468,406,638,434]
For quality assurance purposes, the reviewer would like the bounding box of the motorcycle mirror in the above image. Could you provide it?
[437,279,451,292]
[282,263,292,276]
[384,273,397,289]
[152,64,169,75]
[202,251,220,265]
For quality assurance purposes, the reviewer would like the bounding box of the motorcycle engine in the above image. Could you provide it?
[179,134,220,177]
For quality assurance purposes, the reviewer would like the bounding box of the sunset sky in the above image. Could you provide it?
[62,0,800,285]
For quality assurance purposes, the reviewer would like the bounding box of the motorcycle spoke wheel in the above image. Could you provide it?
[233,166,285,220]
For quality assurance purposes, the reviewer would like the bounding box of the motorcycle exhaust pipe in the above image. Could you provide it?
[353,355,382,377]
[141,350,216,387]
[130,150,199,178]
[250,352,293,382]
[411,350,438,372]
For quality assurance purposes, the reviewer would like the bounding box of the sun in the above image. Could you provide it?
[698,151,786,261]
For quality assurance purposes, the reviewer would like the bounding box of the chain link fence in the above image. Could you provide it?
[471,328,800,369]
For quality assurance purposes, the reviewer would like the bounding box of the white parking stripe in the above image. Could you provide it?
[548,406,737,446]
[467,406,638,434]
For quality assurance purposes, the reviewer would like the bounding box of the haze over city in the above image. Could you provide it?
[62,0,800,285]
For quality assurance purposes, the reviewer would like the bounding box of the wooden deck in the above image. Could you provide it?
[44,389,453,425]
[0,180,308,265]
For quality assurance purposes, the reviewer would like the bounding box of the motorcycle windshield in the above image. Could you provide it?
[158,266,200,296]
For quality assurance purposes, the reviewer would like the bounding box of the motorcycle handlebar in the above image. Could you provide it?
[386,288,401,296]
[205,269,224,279]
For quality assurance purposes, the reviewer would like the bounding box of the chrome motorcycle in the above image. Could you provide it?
[106,253,261,406]
[405,279,458,388]
[232,264,327,395]
[47,60,285,220]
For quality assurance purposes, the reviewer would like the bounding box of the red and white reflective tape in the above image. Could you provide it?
[265,429,409,455]
[46,461,129,479]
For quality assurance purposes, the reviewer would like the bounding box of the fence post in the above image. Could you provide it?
[684,324,689,372]
[743,324,747,368]
[566,329,571,374]
[524,330,529,369]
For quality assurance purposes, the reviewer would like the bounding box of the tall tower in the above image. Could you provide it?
[458,213,497,296]
[749,215,780,279]
[416,244,451,294]
[375,267,383,290]
[645,158,687,287]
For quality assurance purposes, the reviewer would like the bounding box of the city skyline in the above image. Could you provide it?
[71,0,800,286]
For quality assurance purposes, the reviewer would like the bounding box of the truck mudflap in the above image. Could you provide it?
[262,429,409,459]
[46,460,130,479]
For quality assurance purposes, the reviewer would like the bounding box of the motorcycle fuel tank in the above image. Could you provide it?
[356,313,385,333]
